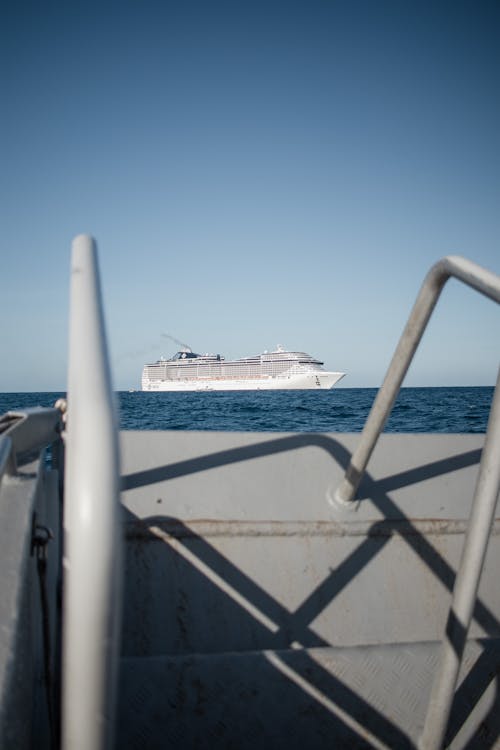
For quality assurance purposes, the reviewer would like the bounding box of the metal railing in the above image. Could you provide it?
[334,255,500,506]
[56,244,498,750]
[0,407,62,478]
[332,255,500,750]
[62,235,122,750]
[420,368,500,748]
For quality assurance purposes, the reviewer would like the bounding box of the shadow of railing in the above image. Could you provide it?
[444,640,500,748]
[121,433,498,638]
[122,510,415,747]
[122,433,351,491]
[120,432,500,747]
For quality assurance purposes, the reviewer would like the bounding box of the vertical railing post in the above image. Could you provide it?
[419,366,500,749]
[62,235,122,750]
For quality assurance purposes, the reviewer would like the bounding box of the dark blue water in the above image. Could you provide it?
[0,387,493,433]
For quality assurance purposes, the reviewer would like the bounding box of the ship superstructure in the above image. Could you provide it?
[141,346,345,391]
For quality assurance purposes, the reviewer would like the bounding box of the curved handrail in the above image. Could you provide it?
[334,255,500,506]
[62,235,122,750]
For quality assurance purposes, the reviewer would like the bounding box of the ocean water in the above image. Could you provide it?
[0,387,493,433]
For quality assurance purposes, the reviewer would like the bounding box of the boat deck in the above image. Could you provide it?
[116,429,500,748]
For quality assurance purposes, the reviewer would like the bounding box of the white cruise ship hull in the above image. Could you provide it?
[142,371,345,391]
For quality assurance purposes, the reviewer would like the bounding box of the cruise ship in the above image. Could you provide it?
[141,346,345,391]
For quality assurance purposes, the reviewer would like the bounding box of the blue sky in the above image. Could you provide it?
[1,0,498,390]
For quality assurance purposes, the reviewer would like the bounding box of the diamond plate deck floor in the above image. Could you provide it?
[116,639,500,750]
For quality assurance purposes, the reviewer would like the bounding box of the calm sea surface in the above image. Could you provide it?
[0,387,493,433]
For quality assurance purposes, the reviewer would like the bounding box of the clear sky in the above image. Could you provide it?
[1,0,498,391]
